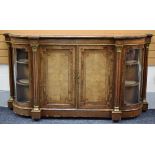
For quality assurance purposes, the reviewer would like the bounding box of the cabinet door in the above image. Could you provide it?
[78,46,115,109]
[40,46,76,108]
[13,46,32,107]
[123,46,144,105]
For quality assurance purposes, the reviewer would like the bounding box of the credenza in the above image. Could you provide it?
[4,33,152,121]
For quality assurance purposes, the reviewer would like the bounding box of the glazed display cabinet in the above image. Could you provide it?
[4,33,152,121]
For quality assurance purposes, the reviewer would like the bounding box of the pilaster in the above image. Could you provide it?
[30,39,41,120]
[112,43,123,121]
[142,35,152,111]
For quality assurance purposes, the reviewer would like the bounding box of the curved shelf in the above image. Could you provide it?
[16,79,29,86]
[126,60,138,65]
[16,59,28,64]
[125,81,139,87]
[16,100,30,104]
[124,101,140,105]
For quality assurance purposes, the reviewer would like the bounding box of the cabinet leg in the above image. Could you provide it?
[112,107,122,122]
[142,100,148,112]
[31,106,41,120]
[8,97,13,109]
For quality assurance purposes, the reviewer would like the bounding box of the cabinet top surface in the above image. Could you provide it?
[4,33,153,39]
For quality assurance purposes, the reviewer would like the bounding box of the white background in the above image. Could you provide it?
[0,0,155,155]
[0,0,155,30]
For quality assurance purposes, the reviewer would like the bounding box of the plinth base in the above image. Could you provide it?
[112,110,122,122]
[8,97,13,109]
[142,101,148,112]
[31,107,41,120]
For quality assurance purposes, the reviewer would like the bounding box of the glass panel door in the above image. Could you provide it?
[14,48,30,104]
[124,48,143,104]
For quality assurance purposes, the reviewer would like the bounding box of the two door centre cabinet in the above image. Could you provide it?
[4,34,152,121]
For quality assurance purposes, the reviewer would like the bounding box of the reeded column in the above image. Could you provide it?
[142,35,152,111]
[30,39,41,120]
[4,34,15,109]
[8,43,14,109]
[112,44,123,121]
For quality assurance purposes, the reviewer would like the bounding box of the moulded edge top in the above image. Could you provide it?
[3,33,153,40]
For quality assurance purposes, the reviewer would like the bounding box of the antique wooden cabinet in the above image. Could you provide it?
[4,33,152,121]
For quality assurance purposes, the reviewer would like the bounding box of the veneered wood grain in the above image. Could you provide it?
[4,34,152,120]
[79,46,114,108]
[41,46,76,108]
[47,50,70,102]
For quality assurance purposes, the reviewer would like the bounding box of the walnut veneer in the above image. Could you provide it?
[4,33,152,121]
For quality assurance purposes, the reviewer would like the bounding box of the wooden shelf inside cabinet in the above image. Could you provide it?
[124,101,139,105]
[125,81,139,87]
[17,100,31,104]
[16,59,28,64]
[16,79,29,86]
[126,60,138,65]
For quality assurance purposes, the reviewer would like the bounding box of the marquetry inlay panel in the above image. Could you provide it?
[41,46,75,108]
[79,46,115,108]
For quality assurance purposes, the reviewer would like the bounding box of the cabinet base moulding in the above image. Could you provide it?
[7,100,146,122]
[8,97,13,110]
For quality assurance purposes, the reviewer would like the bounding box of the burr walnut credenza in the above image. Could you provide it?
[4,33,152,121]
